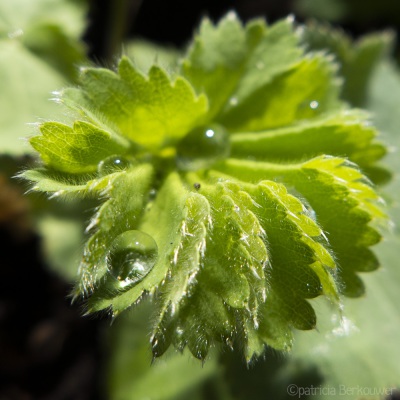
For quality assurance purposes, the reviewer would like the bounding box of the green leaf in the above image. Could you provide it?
[286,235,400,399]
[20,168,97,195]
[182,14,302,118]
[230,110,386,169]
[215,155,384,296]
[36,214,84,281]
[0,40,67,155]
[75,164,154,299]
[296,0,400,27]
[295,0,347,21]
[63,57,208,151]
[22,22,86,81]
[91,171,340,361]
[275,53,400,400]
[30,121,130,173]
[219,54,341,131]
[367,61,400,220]
[88,172,191,313]
[108,303,220,400]
[0,0,86,39]
[23,13,388,361]
[124,39,180,74]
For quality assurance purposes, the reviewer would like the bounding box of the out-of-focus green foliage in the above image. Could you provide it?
[0,0,86,155]
[300,23,394,107]
[125,39,181,74]
[296,0,400,26]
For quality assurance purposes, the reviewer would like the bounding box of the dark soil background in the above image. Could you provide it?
[1,0,400,399]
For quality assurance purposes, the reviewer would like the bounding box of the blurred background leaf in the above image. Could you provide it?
[295,0,400,28]
[107,301,227,400]
[124,39,180,74]
[0,0,87,155]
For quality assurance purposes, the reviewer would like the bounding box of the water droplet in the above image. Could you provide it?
[229,97,238,106]
[176,124,230,171]
[148,188,157,200]
[286,14,295,23]
[256,61,265,70]
[108,230,158,287]
[205,129,214,138]
[309,100,319,110]
[97,155,131,176]
[226,11,237,21]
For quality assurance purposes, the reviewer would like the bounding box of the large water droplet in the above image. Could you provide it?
[176,124,230,171]
[98,155,131,176]
[108,230,158,287]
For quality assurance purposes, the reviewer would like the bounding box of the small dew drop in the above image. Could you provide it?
[261,288,267,302]
[205,129,214,138]
[148,188,157,200]
[97,155,131,176]
[50,97,62,104]
[286,14,295,23]
[309,100,319,110]
[176,124,230,171]
[253,316,259,329]
[226,11,237,21]
[229,97,238,106]
[256,61,265,70]
[108,230,158,287]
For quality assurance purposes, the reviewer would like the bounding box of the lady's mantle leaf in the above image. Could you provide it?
[216,155,384,296]
[182,14,302,118]
[23,13,387,361]
[62,58,208,150]
[30,121,130,173]
[229,110,386,177]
